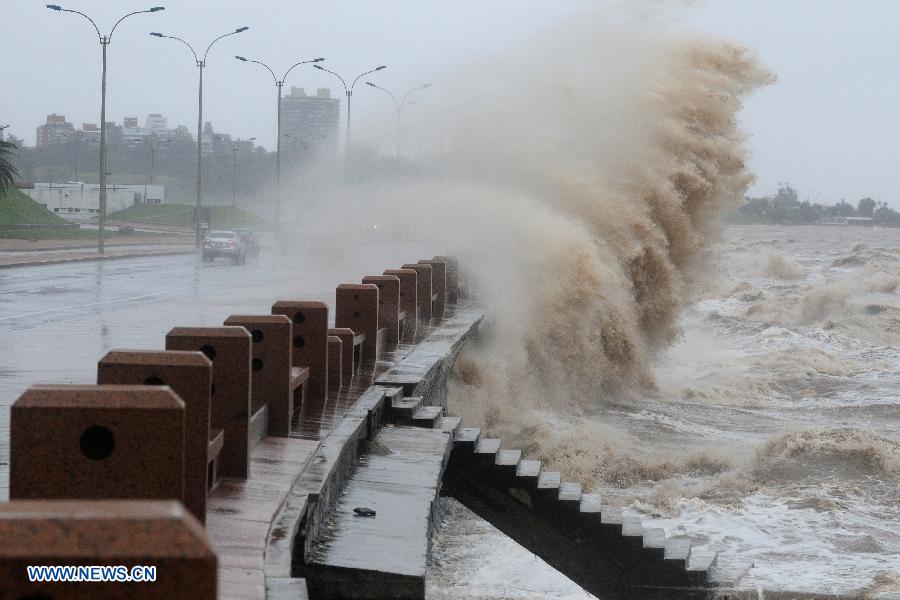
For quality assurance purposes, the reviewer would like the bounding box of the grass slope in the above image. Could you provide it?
[0,188,67,225]
[109,203,269,230]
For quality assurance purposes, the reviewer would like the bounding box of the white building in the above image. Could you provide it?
[23,183,165,222]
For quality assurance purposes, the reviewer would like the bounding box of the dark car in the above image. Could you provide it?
[234,228,260,259]
[202,230,246,264]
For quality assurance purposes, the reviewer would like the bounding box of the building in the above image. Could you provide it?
[36,114,76,147]
[81,123,101,142]
[145,113,168,131]
[280,87,340,161]
[22,182,166,222]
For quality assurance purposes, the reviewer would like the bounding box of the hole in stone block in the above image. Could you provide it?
[293,311,305,324]
[200,344,217,361]
[294,335,305,348]
[353,312,360,319]
[353,294,360,301]
[252,358,263,372]
[251,329,265,343]
[143,375,165,386]
[80,425,115,461]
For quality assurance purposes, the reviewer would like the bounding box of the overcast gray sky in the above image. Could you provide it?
[2,1,899,204]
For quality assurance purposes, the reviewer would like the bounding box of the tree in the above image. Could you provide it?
[0,138,19,195]
[858,197,876,218]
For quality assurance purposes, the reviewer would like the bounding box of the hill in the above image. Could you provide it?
[0,188,67,225]
[108,203,270,230]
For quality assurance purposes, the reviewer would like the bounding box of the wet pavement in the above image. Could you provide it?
[0,240,437,500]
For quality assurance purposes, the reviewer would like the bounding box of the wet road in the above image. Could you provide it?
[0,241,435,499]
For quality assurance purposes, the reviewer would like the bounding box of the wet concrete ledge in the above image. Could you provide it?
[263,303,484,598]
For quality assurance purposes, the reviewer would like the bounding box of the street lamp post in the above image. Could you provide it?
[46,4,164,255]
[312,64,387,150]
[234,56,323,246]
[365,82,432,169]
[147,137,174,187]
[151,26,249,248]
[222,137,255,209]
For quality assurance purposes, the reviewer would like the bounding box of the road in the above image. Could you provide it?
[0,240,436,499]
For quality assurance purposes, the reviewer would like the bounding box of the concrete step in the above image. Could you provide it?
[558,482,582,507]
[438,416,461,437]
[303,426,453,600]
[641,527,667,561]
[664,535,692,563]
[474,438,501,462]
[516,459,541,486]
[686,548,717,586]
[709,556,752,587]
[391,396,424,423]
[579,493,602,514]
[454,427,480,453]
[383,386,404,408]
[411,405,443,429]
[537,470,561,493]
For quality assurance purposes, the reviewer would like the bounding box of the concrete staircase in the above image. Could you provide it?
[442,425,727,599]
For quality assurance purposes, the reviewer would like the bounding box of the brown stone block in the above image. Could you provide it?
[402,263,433,325]
[362,274,401,347]
[335,283,380,365]
[10,385,185,503]
[0,499,216,599]
[418,259,447,322]
[434,255,459,303]
[224,314,295,438]
[328,335,343,393]
[384,268,418,343]
[166,327,252,479]
[97,350,211,523]
[328,327,356,385]
[272,300,329,403]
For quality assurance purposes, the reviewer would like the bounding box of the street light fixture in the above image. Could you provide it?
[365,82,433,169]
[234,55,324,247]
[313,64,387,150]
[46,4,165,255]
[151,26,249,248]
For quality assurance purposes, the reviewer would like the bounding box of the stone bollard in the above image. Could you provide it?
[418,259,447,322]
[362,274,401,347]
[328,328,356,385]
[328,335,343,393]
[224,314,302,439]
[434,255,459,304]
[384,268,418,343]
[335,283,381,366]
[272,301,329,403]
[402,263,434,326]
[0,499,217,599]
[166,326,252,480]
[10,385,185,504]
[97,350,212,523]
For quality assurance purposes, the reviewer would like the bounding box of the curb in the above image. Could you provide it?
[0,249,197,269]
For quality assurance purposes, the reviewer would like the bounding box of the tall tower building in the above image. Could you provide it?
[280,87,340,163]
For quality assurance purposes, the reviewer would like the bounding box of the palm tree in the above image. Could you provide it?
[0,138,19,196]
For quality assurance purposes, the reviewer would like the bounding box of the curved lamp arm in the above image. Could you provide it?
[283,57,325,82]
[400,83,433,109]
[313,65,348,94]
[110,7,163,40]
[351,65,387,93]
[150,32,199,63]
[235,56,277,83]
[365,81,399,110]
[204,27,248,62]
[46,5,102,39]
